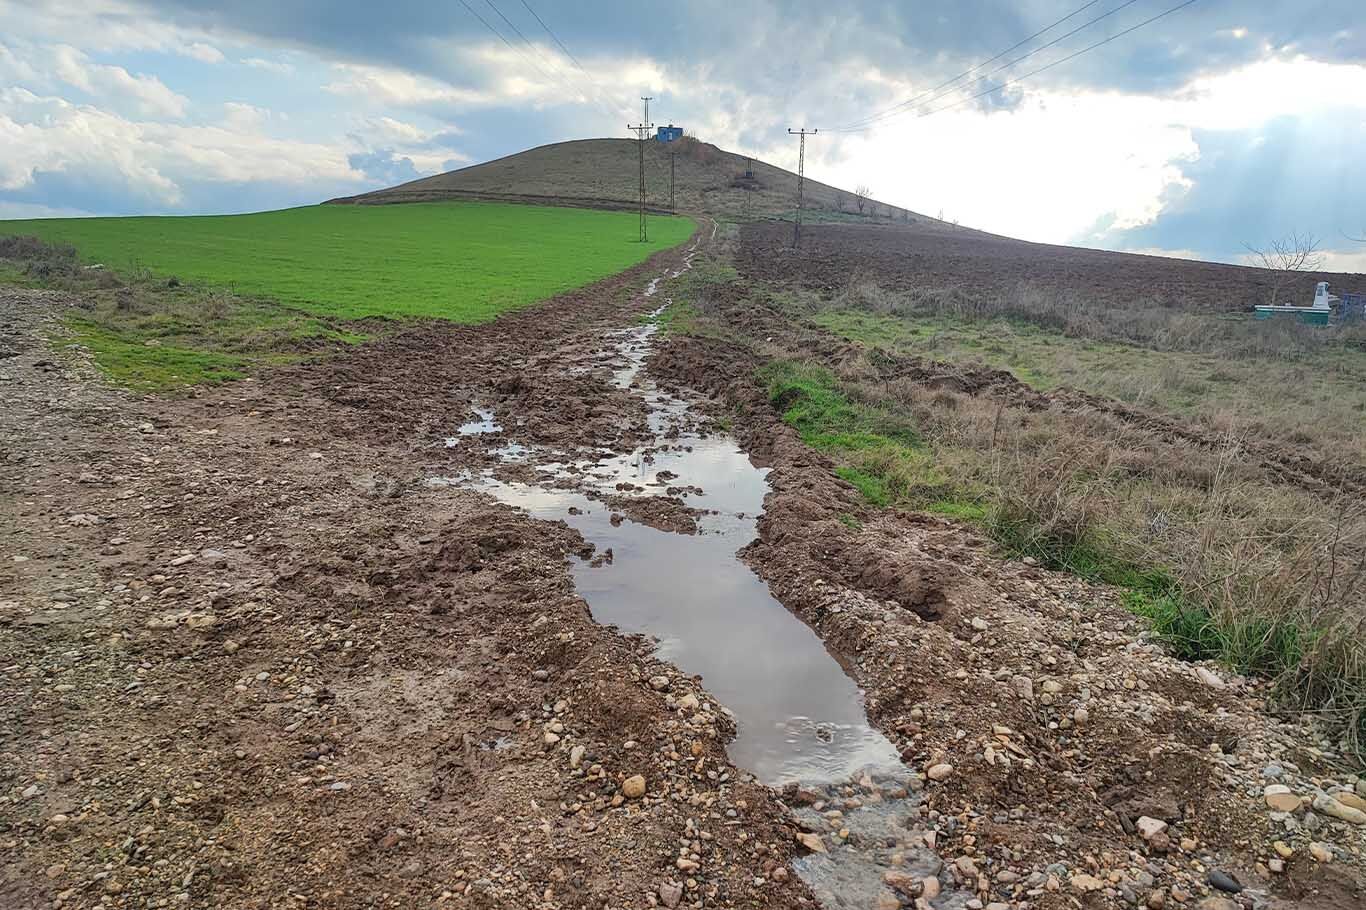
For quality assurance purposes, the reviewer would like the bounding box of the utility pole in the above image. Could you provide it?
[787,128,817,248]
[629,96,654,243]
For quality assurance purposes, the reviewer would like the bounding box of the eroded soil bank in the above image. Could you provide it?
[3,223,1364,910]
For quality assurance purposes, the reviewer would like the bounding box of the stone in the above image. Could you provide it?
[875,892,901,910]
[649,676,670,691]
[1136,817,1168,840]
[921,877,941,899]
[1011,675,1034,701]
[1312,793,1366,825]
[926,763,953,782]
[677,693,700,711]
[1207,870,1242,894]
[1268,858,1285,874]
[796,832,827,854]
[883,871,921,895]
[543,731,560,746]
[1272,841,1294,859]
[1146,891,1166,910]
[1196,899,1237,910]
[658,881,683,908]
[1073,706,1089,726]
[569,745,585,769]
[622,775,646,799]
[1071,874,1105,892]
[1195,667,1225,689]
[1335,791,1366,812]
[1264,784,1301,812]
[970,617,989,631]
[1308,842,1333,863]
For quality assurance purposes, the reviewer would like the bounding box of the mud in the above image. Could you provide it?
[3,217,1365,910]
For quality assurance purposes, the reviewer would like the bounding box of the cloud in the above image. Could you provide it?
[347,148,421,185]
[179,41,223,63]
[241,56,294,74]
[51,43,189,117]
[0,85,366,213]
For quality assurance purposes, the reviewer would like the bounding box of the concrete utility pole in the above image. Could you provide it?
[628,96,654,242]
[787,128,817,248]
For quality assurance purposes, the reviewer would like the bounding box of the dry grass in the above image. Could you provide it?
[833,273,1366,358]
[851,372,1366,758]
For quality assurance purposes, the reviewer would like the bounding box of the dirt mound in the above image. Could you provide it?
[330,137,918,222]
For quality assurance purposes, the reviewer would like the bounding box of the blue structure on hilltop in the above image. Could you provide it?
[656,124,683,143]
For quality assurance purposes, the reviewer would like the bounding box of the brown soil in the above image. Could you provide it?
[3,221,1364,910]
[737,221,1366,313]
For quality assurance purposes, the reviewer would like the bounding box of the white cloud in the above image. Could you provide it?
[0,86,364,208]
[805,56,1366,247]
[324,63,487,107]
[1321,247,1366,273]
[180,42,224,64]
[51,43,189,118]
[242,56,294,75]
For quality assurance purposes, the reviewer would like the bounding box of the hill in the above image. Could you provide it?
[329,137,917,222]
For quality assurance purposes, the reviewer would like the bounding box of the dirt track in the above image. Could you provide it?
[3,224,1365,910]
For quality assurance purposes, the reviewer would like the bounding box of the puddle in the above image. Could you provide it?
[432,241,936,907]
[445,407,501,445]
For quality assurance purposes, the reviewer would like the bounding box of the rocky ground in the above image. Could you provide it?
[3,224,1364,910]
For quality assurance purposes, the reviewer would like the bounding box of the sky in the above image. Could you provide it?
[2,0,1364,269]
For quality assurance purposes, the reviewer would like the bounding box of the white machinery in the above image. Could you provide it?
[1311,281,1340,310]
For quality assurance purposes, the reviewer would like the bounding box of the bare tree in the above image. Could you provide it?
[854,185,871,215]
[1242,231,1325,306]
[834,189,847,212]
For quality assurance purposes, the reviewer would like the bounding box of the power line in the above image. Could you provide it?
[483,0,623,121]
[839,0,1199,132]
[835,0,1147,133]
[914,0,1201,123]
[838,0,1110,131]
[457,0,615,122]
[517,0,632,119]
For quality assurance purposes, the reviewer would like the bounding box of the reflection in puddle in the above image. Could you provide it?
[462,470,903,785]
[432,242,924,907]
[446,407,501,445]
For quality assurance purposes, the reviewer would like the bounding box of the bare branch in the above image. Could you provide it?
[854,184,871,215]
[1242,231,1325,306]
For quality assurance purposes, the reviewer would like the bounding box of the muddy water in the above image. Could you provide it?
[437,247,944,908]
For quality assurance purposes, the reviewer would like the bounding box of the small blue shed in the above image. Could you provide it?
[656,125,683,143]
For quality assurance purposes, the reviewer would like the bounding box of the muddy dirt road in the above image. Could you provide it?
[3,224,1364,910]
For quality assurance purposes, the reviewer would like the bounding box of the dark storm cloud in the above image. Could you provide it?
[121,0,1365,116]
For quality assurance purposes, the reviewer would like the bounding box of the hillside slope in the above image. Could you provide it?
[330,137,917,222]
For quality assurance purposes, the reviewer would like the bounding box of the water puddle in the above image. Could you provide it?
[445,407,501,445]
[432,242,944,908]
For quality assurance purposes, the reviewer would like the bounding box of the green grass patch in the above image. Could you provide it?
[759,359,952,507]
[66,320,249,389]
[2,202,694,390]
[0,202,696,322]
